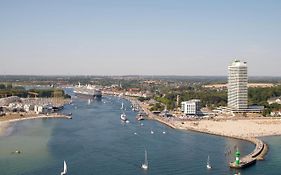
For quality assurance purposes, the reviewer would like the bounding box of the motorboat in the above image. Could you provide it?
[207,155,212,169]
[141,149,148,170]
[120,113,127,121]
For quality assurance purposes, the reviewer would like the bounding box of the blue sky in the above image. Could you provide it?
[0,0,281,76]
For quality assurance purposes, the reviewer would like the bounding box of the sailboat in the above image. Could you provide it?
[61,160,67,175]
[206,155,212,169]
[141,149,148,170]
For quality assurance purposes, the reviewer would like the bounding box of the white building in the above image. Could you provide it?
[181,99,201,115]
[267,97,281,105]
[23,104,34,112]
[228,60,248,111]
[34,105,47,114]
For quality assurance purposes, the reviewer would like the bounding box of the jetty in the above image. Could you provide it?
[229,137,267,169]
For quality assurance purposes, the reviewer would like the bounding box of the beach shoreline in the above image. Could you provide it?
[0,113,71,135]
[125,96,278,164]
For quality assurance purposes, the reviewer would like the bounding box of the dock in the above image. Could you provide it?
[229,137,267,169]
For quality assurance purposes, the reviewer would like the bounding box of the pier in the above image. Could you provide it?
[229,137,267,169]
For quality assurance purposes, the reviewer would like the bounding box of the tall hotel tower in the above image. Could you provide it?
[228,60,248,111]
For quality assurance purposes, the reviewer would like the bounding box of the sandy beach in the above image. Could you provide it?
[0,113,71,135]
[132,98,281,138]
[172,118,281,138]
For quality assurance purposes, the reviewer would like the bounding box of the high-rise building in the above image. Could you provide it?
[228,60,248,110]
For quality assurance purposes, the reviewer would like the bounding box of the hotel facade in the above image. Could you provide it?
[227,60,248,111]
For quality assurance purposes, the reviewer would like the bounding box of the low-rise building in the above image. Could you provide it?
[23,104,34,112]
[267,97,281,105]
[181,99,201,115]
[34,105,48,114]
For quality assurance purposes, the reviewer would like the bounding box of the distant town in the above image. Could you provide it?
[1,60,281,170]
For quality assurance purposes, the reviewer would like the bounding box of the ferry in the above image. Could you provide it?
[74,83,102,99]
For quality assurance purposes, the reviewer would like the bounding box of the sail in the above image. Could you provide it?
[207,155,211,169]
[144,149,148,166]
[63,161,67,173]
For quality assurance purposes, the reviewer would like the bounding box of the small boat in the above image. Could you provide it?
[162,131,166,134]
[61,160,67,175]
[121,102,124,110]
[141,149,148,170]
[150,131,154,134]
[206,155,212,169]
[88,99,91,105]
[136,115,144,121]
[120,113,128,121]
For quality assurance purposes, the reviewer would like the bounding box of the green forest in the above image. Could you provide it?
[150,85,281,115]
[0,83,70,98]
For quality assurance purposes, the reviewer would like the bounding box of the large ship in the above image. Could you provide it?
[73,83,102,99]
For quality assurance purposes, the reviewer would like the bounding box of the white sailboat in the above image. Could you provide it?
[61,160,67,175]
[141,149,148,170]
[206,155,212,169]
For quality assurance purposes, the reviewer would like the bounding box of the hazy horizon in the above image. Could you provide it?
[1,0,281,76]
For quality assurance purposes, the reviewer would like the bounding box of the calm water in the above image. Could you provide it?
[0,92,280,175]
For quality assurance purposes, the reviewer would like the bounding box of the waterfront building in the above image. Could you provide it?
[267,97,281,105]
[227,60,263,113]
[228,60,248,111]
[181,99,201,115]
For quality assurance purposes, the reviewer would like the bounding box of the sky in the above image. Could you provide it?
[0,0,281,76]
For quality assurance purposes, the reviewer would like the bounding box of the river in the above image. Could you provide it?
[0,92,280,175]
